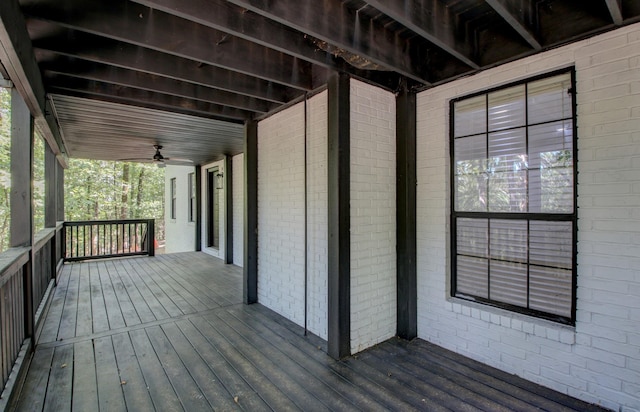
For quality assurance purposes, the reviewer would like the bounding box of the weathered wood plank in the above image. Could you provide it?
[215,309,356,411]
[57,262,80,340]
[143,259,208,313]
[104,260,141,327]
[243,305,416,411]
[15,347,54,411]
[123,259,182,318]
[89,262,110,333]
[108,260,156,324]
[74,262,94,337]
[189,316,300,411]
[160,322,240,410]
[111,332,155,411]
[72,340,98,411]
[145,325,212,411]
[202,313,331,411]
[128,328,182,411]
[94,336,126,411]
[42,344,73,412]
[96,261,126,330]
[225,306,388,412]
[175,319,270,411]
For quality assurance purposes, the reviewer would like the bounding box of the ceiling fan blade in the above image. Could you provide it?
[164,157,194,164]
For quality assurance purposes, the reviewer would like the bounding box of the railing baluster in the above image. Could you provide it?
[61,219,155,262]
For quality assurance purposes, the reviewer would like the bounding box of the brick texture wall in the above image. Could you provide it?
[349,80,397,353]
[417,22,640,411]
[307,92,329,339]
[258,103,306,326]
[232,153,244,267]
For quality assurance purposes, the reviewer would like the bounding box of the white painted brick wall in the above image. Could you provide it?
[417,22,640,411]
[258,103,306,327]
[350,79,397,353]
[306,92,329,339]
[232,153,244,267]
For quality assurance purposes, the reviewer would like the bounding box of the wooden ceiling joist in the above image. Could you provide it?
[21,0,324,90]
[605,0,624,25]
[225,0,432,84]
[485,0,542,50]
[31,29,296,104]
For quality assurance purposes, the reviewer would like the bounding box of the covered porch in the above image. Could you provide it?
[14,252,601,411]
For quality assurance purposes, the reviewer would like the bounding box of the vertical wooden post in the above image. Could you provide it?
[10,88,34,340]
[194,165,202,251]
[55,160,64,222]
[224,155,233,264]
[147,219,155,257]
[243,120,258,304]
[396,86,418,340]
[327,73,351,359]
[44,143,56,228]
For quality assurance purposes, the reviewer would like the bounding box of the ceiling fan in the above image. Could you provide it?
[120,145,193,167]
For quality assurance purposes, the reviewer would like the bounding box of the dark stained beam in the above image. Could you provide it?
[47,77,253,121]
[31,28,296,104]
[363,0,480,69]
[10,88,34,248]
[605,0,623,25]
[21,0,324,90]
[225,0,432,84]
[0,0,66,159]
[42,58,275,113]
[243,120,258,304]
[485,0,542,49]
[396,86,417,340]
[224,155,233,265]
[195,165,202,252]
[56,160,64,222]
[131,0,422,89]
[327,73,351,359]
[44,142,57,227]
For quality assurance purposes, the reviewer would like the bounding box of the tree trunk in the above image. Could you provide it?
[120,163,130,219]
[135,167,145,218]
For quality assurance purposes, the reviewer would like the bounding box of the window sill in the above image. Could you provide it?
[447,296,576,345]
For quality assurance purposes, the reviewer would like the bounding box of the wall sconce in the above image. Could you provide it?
[215,172,224,190]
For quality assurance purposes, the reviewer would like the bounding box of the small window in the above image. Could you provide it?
[170,178,176,219]
[450,69,576,324]
[188,172,195,222]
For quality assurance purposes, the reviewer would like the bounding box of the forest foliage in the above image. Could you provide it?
[0,87,165,253]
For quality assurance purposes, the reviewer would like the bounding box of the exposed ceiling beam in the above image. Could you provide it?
[42,58,276,113]
[131,0,422,89]
[485,0,542,49]
[0,0,67,162]
[46,77,254,121]
[605,0,623,25]
[31,28,295,104]
[21,0,325,90]
[224,0,433,84]
[362,0,480,69]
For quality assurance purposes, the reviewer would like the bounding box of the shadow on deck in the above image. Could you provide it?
[13,252,604,411]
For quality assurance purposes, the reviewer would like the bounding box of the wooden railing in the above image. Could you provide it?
[63,219,155,262]
[0,248,28,392]
[0,223,63,399]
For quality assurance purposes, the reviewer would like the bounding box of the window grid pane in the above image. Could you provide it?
[451,70,575,324]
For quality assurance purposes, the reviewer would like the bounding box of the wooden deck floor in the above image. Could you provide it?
[14,252,604,411]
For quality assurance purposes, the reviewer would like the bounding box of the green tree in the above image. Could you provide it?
[65,160,165,241]
[0,88,10,252]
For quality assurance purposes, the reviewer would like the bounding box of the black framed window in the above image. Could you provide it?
[170,177,177,220]
[450,68,577,324]
[188,172,195,222]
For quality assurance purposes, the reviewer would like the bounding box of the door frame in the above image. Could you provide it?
[201,159,226,260]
